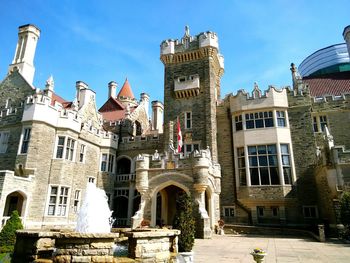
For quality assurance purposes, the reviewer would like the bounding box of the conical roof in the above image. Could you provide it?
[117,78,135,99]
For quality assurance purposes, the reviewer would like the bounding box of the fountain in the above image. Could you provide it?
[12,183,180,262]
[75,182,113,233]
[12,183,119,262]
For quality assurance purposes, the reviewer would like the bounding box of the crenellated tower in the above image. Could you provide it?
[160,26,224,161]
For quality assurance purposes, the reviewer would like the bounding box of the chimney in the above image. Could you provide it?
[151,100,164,133]
[8,24,41,85]
[140,93,150,117]
[343,25,350,58]
[108,81,117,98]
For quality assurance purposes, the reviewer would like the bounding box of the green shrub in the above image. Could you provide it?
[0,210,23,253]
[173,193,195,252]
[340,191,350,226]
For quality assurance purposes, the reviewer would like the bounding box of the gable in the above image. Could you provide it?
[0,70,36,110]
[99,97,125,112]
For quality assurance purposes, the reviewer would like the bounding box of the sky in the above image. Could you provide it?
[0,0,349,107]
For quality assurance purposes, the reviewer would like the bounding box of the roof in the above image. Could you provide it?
[303,71,350,97]
[117,78,135,99]
[51,93,72,108]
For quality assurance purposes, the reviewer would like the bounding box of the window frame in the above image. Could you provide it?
[312,114,328,133]
[54,136,76,161]
[73,189,81,213]
[0,131,10,154]
[185,111,192,129]
[19,127,32,154]
[245,111,273,130]
[223,206,235,218]
[79,144,86,163]
[276,111,287,127]
[46,185,70,217]
[303,206,318,219]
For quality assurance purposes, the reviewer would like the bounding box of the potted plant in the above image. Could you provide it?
[173,192,196,262]
[250,248,267,263]
[217,219,225,235]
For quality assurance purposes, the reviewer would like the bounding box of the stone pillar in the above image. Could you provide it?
[318,224,326,242]
[132,154,149,229]
[279,206,286,225]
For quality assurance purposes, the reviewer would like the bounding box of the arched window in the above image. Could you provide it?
[116,158,131,174]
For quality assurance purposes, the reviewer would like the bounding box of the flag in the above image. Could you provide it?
[177,117,183,153]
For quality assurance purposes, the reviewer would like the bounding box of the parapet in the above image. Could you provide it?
[160,28,219,55]
[229,84,289,113]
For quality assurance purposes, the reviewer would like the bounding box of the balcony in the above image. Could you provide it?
[116,173,136,182]
[174,75,200,98]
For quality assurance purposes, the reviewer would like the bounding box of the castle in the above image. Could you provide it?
[0,24,349,237]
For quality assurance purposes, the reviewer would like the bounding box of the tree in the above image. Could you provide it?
[173,193,196,252]
[0,210,23,253]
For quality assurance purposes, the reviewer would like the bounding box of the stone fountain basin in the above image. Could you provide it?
[13,230,119,262]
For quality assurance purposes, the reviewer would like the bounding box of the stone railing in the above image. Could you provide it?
[116,173,136,182]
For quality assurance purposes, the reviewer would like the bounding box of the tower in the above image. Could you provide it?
[160,27,224,161]
[8,24,41,85]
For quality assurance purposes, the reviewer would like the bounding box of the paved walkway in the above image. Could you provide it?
[193,234,350,262]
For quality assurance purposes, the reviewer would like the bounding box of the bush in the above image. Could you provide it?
[173,193,195,252]
[340,191,350,240]
[340,191,350,226]
[0,210,23,253]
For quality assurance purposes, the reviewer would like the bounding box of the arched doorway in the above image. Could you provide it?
[3,191,26,217]
[155,185,185,227]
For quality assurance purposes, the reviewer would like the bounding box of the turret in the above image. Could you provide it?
[8,24,41,85]
[343,25,350,58]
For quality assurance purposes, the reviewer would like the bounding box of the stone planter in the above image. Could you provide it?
[177,251,194,263]
[250,252,267,263]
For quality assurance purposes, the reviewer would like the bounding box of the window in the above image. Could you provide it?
[248,145,279,185]
[223,207,235,220]
[79,144,86,163]
[257,206,265,217]
[185,112,192,129]
[20,128,31,154]
[88,177,96,183]
[281,144,292,184]
[245,111,273,129]
[303,206,318,218]
[319,116,328,132]
[271,206,279,217]
[101,154,115,172]
[55,136,76,161]
[65,138,75,161]
[56,137,65,158]
[108,154,115,173]
[237,147,246,186]
[235,115,242,131]
[183,143,199,155]
[73,190,81,213]
[101,154,108,171]
[313,115,328,132]
[47,186,69,216]
[276,111,286,127]
[0,131,10,153]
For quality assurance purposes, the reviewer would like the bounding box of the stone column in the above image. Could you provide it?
[132,154,149,229]
[193,153,212,238]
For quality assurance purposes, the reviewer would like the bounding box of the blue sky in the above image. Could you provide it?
[0,0,349,107]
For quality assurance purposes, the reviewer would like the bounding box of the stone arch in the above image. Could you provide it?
[116,155,133,174]
[2,190,27,226]
[150,179,190,227]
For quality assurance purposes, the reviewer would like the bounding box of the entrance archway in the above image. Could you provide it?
[3,191,26,217]
[155,185,185,227]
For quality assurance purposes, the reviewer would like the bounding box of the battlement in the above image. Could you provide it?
[229,85,290,113]
[160,28,219,55]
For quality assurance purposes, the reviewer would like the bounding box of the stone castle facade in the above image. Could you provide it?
[0,24,350,236]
